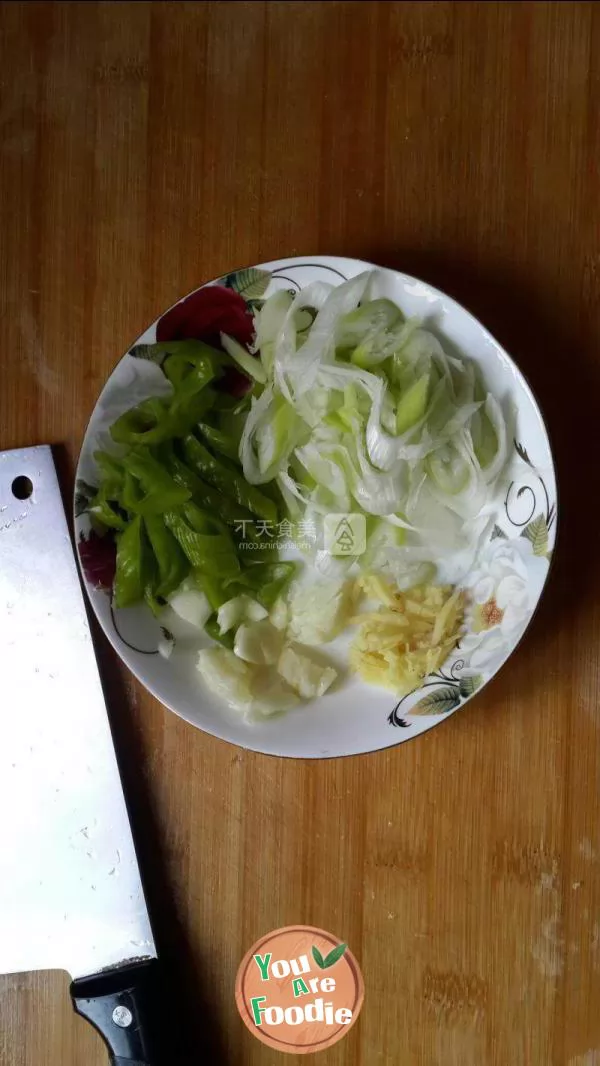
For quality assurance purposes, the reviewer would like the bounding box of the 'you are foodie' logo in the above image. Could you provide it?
[235,925,364,1054]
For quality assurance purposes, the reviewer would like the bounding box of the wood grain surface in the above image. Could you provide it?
[0,2,599,1064]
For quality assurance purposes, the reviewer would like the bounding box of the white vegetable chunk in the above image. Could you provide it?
[277,644,338,699]
[168,588,212,630]
[287,578,353,645]
[233,620,284,665]
[197,647,298,718]
[217,595,268,635]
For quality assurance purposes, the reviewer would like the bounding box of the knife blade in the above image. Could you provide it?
[0,446,164,1064]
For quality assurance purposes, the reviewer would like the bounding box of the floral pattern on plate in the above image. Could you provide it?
[389,439,556,726]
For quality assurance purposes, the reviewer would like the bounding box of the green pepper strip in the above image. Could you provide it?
[197,422,240,462]
[144,515,189,599]
[114,515,146,608]
[121,449,190,516]
[228,561,296,608]
[182,434,278,524]
[161,445,261,544]
[203,615,234,649]
[164,509,240,581]
[87,489,127,531]
[193,570,229,611]
[88,451,127,530]
[122,470,143,512]
[111,374,216,447]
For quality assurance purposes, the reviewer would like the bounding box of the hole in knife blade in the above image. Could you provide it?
[11,475,33,500]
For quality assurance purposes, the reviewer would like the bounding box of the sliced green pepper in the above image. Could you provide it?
[121,449,191,516]
[203,615,234,649]
[87,487,127,531]
[144,514,189,599]
[122,470,143,513]
[230,560,296,608]
[193,570,228,611]
[218,408,247,444]
[197,422,240,462]
[160,446,261,544]
[94,450,125,492]
[110,388,215,447]
[132,339,224,380]
[111,397,172,446]
[114,515,146,608]
[182,434,278,524]
[164,509,240,580]
[162,341,221,386]
[144,580,164,618]
[167,357,218,415]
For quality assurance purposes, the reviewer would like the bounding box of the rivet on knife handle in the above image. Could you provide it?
[71,958,166,1064]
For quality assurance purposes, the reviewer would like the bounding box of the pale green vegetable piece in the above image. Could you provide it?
[217,595,268,635]
[253,289,294,353]
[197,647,256,712]
[362,517,406,570]
[275,272,372,402]
[220,332,267,384]
[287,578,353,645]
[233,620,284,665]
[250,675,300,717]
[426,444,471,495]
[260,341,275,377]
[396,372,430,434]
[257,394,302,476]
[168,585,212,630]
[196,647,298,718]
[336,298,403,352]
[240,386,307,485]
[277,644,337,699]
[269,597,289,631]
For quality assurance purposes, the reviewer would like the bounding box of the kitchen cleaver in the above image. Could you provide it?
[0,445,165,1065]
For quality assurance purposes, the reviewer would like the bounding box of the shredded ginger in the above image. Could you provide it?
[350,575,464,695]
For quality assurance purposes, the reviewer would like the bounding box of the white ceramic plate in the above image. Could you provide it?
[75,256,556,757]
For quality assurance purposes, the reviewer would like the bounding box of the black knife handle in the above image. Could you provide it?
[71,959,166,1065]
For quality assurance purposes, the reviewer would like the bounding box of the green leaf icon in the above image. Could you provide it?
[459,674,483,699]
[323,942,347,968]
[226,267,271,300]
[521,513,549,557]
[411,686,461,716]
[312,945,326,969]
[490,523,507,540]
